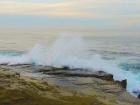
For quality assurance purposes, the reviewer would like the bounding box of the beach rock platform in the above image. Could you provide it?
[0,64,140,105]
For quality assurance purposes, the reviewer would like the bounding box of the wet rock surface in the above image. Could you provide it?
[0,64,140,105]
[138,94,140,99]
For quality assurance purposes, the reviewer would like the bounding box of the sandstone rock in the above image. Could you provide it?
[0,64,140,105]
[15,72,20,77]
[116,79,127,89]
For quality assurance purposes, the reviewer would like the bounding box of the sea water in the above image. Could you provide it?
[0,33,139,96]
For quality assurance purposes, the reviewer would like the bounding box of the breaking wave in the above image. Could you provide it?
[0,34,139,96]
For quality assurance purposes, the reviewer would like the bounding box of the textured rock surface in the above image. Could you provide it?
[0,65,140,105]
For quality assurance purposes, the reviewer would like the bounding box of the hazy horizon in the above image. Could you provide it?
[0,0,139,36]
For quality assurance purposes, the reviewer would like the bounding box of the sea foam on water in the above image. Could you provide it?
[0,34,139,96]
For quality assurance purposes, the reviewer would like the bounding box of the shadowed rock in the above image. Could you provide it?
[38,66,128,89]
[116,79,127,89]
[45,71,114,81]
[138,94,140,99]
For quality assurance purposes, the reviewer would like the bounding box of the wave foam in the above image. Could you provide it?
[0,34,139,96]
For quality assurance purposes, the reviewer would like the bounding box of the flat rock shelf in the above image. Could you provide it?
[0,64,140,105]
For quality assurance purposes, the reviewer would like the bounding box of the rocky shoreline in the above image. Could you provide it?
[0,64,140,105]
[38,66,127,89]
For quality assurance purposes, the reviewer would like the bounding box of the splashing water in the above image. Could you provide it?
[0,34,139,96]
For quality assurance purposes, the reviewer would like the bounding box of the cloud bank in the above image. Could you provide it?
[0,0,139,32]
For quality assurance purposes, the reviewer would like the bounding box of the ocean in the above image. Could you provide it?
[0,32,139,96]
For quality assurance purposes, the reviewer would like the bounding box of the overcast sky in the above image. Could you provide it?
[0,0,139,34]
